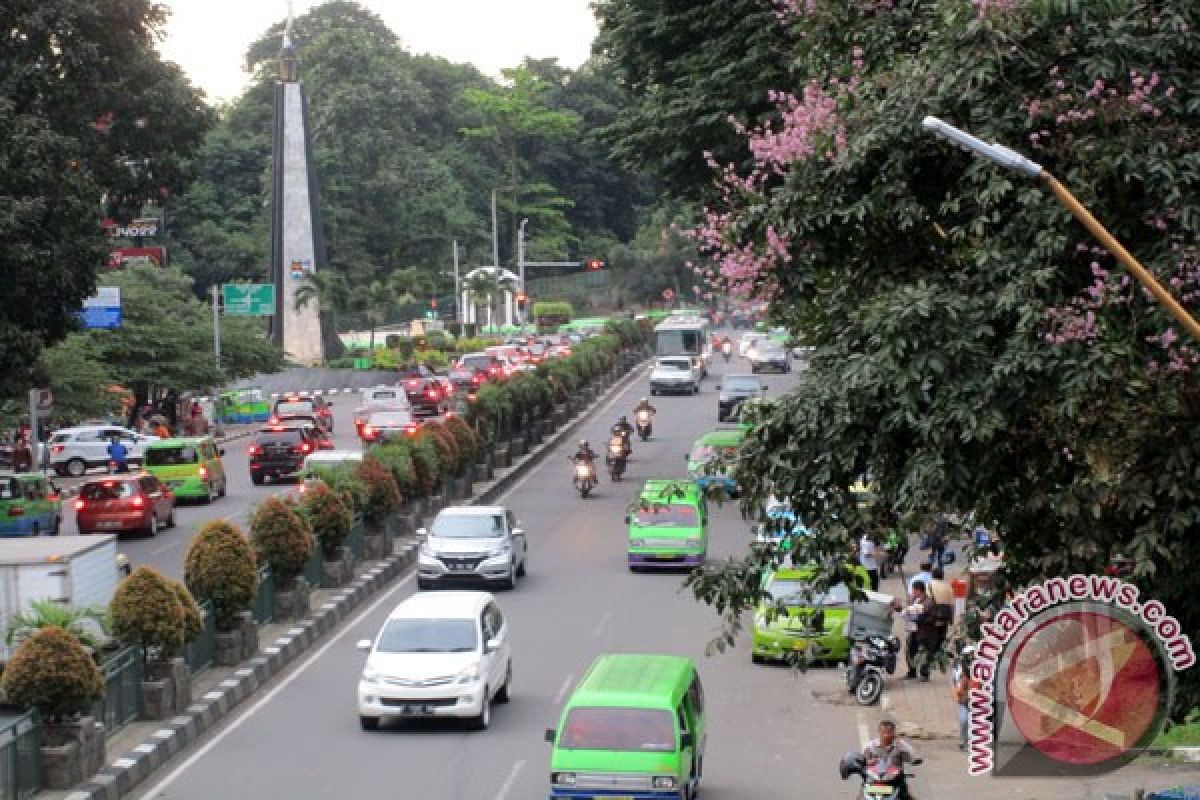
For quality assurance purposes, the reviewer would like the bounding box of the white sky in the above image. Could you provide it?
[157,0,599,104]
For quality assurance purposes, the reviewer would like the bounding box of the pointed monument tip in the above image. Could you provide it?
[280,0,299,81]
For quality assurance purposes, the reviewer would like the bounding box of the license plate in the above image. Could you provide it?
[449,564,472,572]
[98,521,122,529]
[401,704,433,715]
[793,640,810,651]
[865,786,894,796]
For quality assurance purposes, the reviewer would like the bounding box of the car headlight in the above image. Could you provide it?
[653,776,678,789]
[456,662,482,684]
[630,538,646,548]
[361,667,381,685]
[552,772,577,786]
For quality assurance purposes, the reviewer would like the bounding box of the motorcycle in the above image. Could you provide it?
[606,437,628,481]
[721,341,733,362]
[610,425,633,459]
[635,409,653,441]
[839,752,922,800]
[571,459,597,498]
[845,633,900,706]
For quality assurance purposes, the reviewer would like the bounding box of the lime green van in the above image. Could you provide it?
[0,472,62,537]
[546,654,706,800]
[143,437,227,503]
[685,426,748,495]
[626,480,708,571]
[750,564,875,664]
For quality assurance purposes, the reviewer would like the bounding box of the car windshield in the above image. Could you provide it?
[559,707,676,752]
[375,618,477,653]
[634,505,699,527]
[275,401,313,415]
[82,481,134,501]
[256,431,302,445]
[767,579,850,607]
[145,446,199,466]
[658,360,691,372]
[724,377,761,391]
[690,443,736,463]
[757,342,785,354]
[431,514,504,538]
[458,356,491,370]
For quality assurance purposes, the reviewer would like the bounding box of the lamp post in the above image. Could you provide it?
[921,116,1200,342]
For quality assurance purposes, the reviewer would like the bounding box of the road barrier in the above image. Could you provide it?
[91,646,142,736]
[0,710,40,799]
[184,600,216,675]
[253,566,275,625]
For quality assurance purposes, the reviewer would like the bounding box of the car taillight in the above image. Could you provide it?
[74,499,85,511]
[444,410,456,418]
[130,496,145,509]
[299,443,311,454]
[403,424,418,435]
[426,389,439,400]
[198,465,208,479]
[472,375,482,384]
[248,445,261,456]
[51,444,65,454]
[361,425,375,438]
[406,380,419,389]
[268,416,279,424]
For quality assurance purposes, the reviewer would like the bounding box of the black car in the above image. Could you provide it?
[717,375,766,422]
[248,425,315,485]
[400,375,449,417]
[447,367,485,395]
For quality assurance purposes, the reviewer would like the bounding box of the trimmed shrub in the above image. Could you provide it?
[1,626,104,723]
[299,481,354,558]
[422,422,462,476]
[110,566,187,662]
[370,442,419,497]
[185,520,258,632]
[443,415,480,465]
[408,432,442,495]
[309,465,369,515]
[250,495,316,578]
[352,456,401,523]
[172,580,204,644]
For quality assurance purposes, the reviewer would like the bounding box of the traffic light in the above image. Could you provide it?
[586,259,605,271]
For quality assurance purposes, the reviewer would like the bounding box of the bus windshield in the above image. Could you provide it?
[655,329,705,356]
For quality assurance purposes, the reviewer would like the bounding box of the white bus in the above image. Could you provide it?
[653,314,711,378]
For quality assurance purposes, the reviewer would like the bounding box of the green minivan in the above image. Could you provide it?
[626,480,708,571]
[546,654,706,800]
[685,426,748,496]
[0,472,62,537]
[143,437,227,503]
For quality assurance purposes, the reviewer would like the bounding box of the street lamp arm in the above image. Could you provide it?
[921,116,1043,178]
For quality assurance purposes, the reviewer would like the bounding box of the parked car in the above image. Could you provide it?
[355,590,512,731]
[748,339,791,373]
[416,506,528,590]
[48,426,159,477]
[75,474,176,536]
[716,374,766,422]
[649,356,701,395]
[142,437,227,503]
[248,425,317,485]
[0,472,62,537]
[360,410,419,446]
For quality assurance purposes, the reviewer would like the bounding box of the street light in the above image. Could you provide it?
[490,186,517,269]
[517,218,529,329]
[922,115,1200,342]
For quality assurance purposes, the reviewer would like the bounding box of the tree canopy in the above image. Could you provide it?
[599,0,1200,715]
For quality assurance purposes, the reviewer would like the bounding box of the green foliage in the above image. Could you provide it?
[110,567,188,662]
[4,600,109,652]
[298,481,354,558]
[36,335,119,421]
[185,520,258,631]
[421,422,462,477]
[443,414,481,465]
[250,495,316,577]
[309,465,370,514]
[407,434,442,495]
[171,580,204,645]
[1,626,105,723]
[352,456,402,522]
[0,0,212,398]
[369,442,419,497]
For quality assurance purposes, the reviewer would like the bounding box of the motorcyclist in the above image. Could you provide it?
[633,398,657,417]
[106,435,130,473]
[571,440,598,480]
[861,720,918,799]
[611,416,634,456]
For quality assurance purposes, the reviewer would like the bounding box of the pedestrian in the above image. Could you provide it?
[11,436,32,473]
[859,532,880,592]
[929,514,948,568]
[900,580,937,681]
[907,561,934,600]
[952,646,976,750]
[153,419,171,439]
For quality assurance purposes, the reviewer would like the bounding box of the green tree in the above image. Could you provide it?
[0,0,211,397]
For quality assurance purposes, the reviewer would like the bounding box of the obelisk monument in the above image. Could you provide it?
[268,4,327,364]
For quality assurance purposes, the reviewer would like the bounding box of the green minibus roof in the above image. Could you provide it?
[568,654,693,710]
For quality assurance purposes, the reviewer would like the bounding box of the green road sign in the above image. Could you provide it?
[222,284,276,316]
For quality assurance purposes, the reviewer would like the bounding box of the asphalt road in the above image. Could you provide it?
[126,347,866,800]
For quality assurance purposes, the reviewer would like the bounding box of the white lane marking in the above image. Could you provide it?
[553,674,574,705]
[494,759,525,800]
[857,710,871,749]
[150,543,176,557]
[139,573,415,798]
[592,611,612,638]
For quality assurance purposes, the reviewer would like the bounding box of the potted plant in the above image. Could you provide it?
[352,456,402,529]
[1,627,105,788]
[443,415,480,493]
[405,436,441,509]
[250,495,317,612]
[185,520,259,664]
[4,599,110,655]
[109,566,198,718]
[421,422,462,497]
[297,481,355,585]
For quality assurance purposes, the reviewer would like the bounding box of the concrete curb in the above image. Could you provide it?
[61,357,647,800]
[63,547,418,800]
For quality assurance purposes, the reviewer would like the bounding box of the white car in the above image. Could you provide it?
[739,332,767,357]
[356,591,512,731]
[48,426,159,477]
[649,356,701,395]
[360,410,418,446]
[417,506,528,590]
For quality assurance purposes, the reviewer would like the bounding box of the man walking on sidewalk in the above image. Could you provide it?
[900,580,937,680]
[859,532,880,592]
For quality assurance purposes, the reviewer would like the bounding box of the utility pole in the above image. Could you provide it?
[490,189,500,268]
[211,284,221,368]
[452,240,461,325]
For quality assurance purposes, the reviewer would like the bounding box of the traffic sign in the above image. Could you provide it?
[222,283,276,316]
[79,286,122,329]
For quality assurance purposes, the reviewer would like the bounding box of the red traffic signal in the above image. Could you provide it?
[586,259,605,271]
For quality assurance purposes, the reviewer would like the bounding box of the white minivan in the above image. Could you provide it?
[356,591,512,731]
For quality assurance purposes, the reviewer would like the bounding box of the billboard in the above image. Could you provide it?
[107,246,166,268]
[101,217,161,238]
[79,287,122,329]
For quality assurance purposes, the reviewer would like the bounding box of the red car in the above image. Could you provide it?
[75,474,176,536]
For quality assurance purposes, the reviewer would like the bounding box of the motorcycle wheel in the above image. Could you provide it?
[580,482,592,499]
[846,663,863,692]
[856,670,884,706]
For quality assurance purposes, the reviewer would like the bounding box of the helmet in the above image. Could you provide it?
[619,415,628,423]
[640,397,647,404]
[579,440,589,447]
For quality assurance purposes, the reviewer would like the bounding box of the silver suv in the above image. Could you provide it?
[417,506,528,591]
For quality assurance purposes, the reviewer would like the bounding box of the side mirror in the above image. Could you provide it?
[355,639,372,652]
[416,527,428,538]
[219,448,226,457]
[911,758,924,766]
[681,732,694,747]
[623,514,631,524]
[485,636,502,653]
[512,528,524,538]
[544,728,556,743]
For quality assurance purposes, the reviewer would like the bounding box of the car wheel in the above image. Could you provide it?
[66,458,87,478]
[359,716,379,732]
[470,692,491,730]
[218,478,227,498]
[204,482,216,504]
[516,557,526,578]
[251,472,264,486]
[751,653,766,665]
[166,508,176,528]
[51,516,61,536]
[495,663,512,703]
[500,563,517,591]
[147,515,158,537]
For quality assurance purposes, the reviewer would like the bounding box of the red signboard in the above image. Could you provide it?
[107,247,166,269]
[101,217,161,238]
